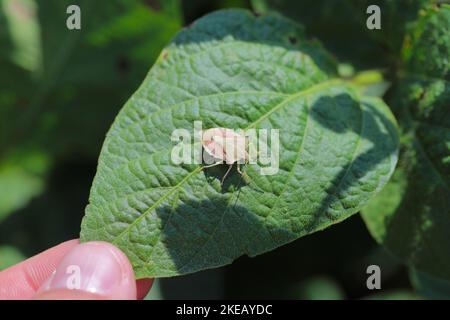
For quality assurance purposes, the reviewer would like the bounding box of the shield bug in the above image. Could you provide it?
[201,127,252,184]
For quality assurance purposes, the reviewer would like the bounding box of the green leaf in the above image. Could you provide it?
[80,9,399,278]
[252,0,429,69]
[0,0,41,144]
[0,149,50,222]
[0,0,41,72]
[291,276,345,300]
[0,246,25,270]
[362,4,450,280]
[410,268,450,300]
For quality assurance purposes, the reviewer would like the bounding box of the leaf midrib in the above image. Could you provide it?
[111,166,203,245]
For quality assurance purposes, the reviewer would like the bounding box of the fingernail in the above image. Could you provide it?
[40,242,132,296]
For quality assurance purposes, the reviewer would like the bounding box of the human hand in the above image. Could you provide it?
[0,239,152,299]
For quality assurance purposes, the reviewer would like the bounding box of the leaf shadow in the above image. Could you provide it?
[152,196,296,276]
[202,163,250,194]
[305,93,398,229]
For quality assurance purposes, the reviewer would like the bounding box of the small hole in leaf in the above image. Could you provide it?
[288,36,297,44]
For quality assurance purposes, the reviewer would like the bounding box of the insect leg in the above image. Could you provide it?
[201,162,222,169]
[221,164,234,185]
[237,158,250,176]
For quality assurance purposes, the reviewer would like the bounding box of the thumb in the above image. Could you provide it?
[34,241,137,300]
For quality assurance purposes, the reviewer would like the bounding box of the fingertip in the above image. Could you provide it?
[34,288,105,300]
[0,239,79,299]
[37,241,137,300]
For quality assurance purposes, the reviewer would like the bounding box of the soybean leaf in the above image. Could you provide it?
[80,9,399,278]
[362,4,450,280]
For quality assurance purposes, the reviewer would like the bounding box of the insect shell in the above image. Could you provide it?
[201,128,249,164]
[201,127,250,183]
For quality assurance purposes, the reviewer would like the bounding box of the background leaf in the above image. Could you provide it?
[0,0,181,225]
[0,148,50,222]
[0,245,25,270]
[80,9,399,278]
[410,268,450,299]
[361,4,450,280]
[0,0,181,158]
[251,0,430,69]
[290,275,346,300]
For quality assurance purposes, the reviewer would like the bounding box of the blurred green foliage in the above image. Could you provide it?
[410,269,450,300]
[0,0,448,300]
[361,3,450,283]
[252,0,429,70]
[0,0,182,266]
